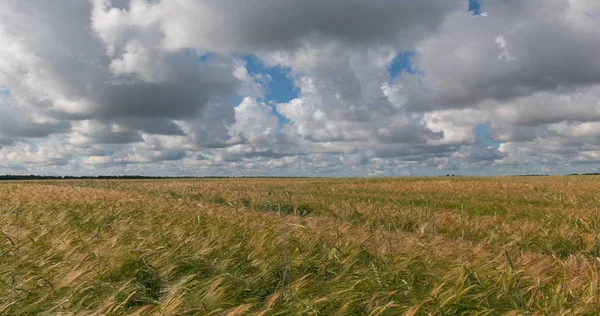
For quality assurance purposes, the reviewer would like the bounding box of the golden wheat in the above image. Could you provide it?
[1,176,600,314]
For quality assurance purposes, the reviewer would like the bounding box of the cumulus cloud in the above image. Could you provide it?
[122,0,463,53]
[0,0,599,176]
[0,0,246,130]
[404,1,600,111]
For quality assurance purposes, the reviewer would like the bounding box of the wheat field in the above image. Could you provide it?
[2,176,600,315]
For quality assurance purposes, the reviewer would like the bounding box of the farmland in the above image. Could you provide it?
[2,176,600,315]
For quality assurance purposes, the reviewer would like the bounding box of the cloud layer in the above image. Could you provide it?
[0,0,599,176]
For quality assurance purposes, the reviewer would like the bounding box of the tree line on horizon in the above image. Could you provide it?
[0,175,313,180]
[0,174,599,181]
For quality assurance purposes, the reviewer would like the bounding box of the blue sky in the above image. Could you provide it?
[241,55,294,128]
[243,55,298,104]
[388,51,417,79]
[475,124,500,150]
[468,0,483,16]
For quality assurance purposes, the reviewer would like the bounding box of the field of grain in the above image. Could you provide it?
[1,176,600,315]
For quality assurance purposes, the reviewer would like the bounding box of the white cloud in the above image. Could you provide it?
[0,0,599,176]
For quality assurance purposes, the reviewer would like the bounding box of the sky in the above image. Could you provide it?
[1,0,600,177]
